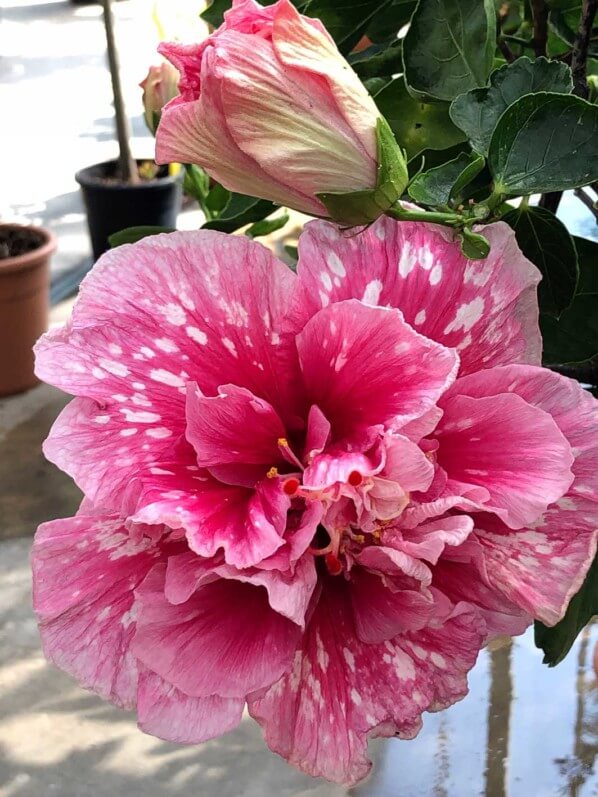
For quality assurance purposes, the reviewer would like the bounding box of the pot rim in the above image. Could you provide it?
[75,159,180,191]
[0,223,57,275]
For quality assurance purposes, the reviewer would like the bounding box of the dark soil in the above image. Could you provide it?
[0,228,45,260]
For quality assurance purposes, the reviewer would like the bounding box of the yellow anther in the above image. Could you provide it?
[372,530,381,540]
[354,534,365,544]
[277,437,289,447]
[266,467,279,479]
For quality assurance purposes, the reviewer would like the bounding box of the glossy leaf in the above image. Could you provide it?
[202,194,278,234]
[502,205,578,317]
[549,7,598,59]
[305,0,392,53]
[534,551,598,666]
[108,226,175,248]
[408,152,484,205]
[541,237,598,365]
[489,93,598,195]
[246,212,290,238]
[450,57,573,155]
[374,78,467,160]
[205,183,232,215]
[351,42,403,79]
[366,0,417,42]
[183,164,210,202]
[201,0,235,27]
[403,0,496,102]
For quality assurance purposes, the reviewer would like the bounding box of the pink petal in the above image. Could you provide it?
[129,463,290,568]
[35,230,301,506]
[303,448,381,490]
[432,538,530,638]
[383,433,435,492]
[32,511,161,708]
[436,391,574,528]
[394,515,475,565]
[249,581,484,785]
[164,548,318,627]
[475,501,598,626]
[350,569,435,643]
[271,0,379,163]
[214,554,317,627]
[185,382,286,482]
[258,500,324,571]
[132,564,301,698]
[447,364,598,504]
[293,218,541,375]
[137,669,244,744]
[215,32,376,198]
[303,404,331,460]
[296,299,458,441]
[157,46,323,215]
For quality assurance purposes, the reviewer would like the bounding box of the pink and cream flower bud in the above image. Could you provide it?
[155,0,404,219]
[140,62,180,135]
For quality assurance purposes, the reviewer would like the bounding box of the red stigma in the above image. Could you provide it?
[283,477,300,496]
[325,553,343,576]
[348,470,363,487]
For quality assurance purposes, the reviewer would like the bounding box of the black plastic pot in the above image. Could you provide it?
[75,160,182,261]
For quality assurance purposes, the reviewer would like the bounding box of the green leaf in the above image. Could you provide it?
[108,226,175,248]
[403,0,496,102]
[246,212,290,238]
[284,244,299,264]
[374,77,467,160]
[366,0,417,43]
[502,205,578,317]
[549,7,598,59]
[183,164,210,202]
[205,183,231,215]
[450,57,572,155]
[303,0,393,54]
[489,93,598,195]
[541,236,598,364]
[201,0,233,27]
[351,41,403,79]
[408,152,484,205]
[202,194,278,234]
[534,551,598,666]
[460,227,491,259]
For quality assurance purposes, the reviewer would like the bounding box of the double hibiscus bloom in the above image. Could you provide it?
[33,217,598,784]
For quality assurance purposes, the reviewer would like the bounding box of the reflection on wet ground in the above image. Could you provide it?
[359,625,597,797]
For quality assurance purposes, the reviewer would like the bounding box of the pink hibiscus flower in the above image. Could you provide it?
[33,218,598,784]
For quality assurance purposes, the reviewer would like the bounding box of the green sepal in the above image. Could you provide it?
[316,117,408,226]
[460,227,491,259]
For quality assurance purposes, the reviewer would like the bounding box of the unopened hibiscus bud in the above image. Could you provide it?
[140,62,180,135]
[155,0,408,224]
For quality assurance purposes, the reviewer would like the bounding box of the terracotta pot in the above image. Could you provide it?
[0,223,56,397]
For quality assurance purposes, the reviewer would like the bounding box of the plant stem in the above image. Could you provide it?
[101,0,138,184]
[498,39,517,63]
[574,187,598,218]
[387,205,464,227]
[530,0,549,57]
[539,192,563,213]
[571,0,598,98]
